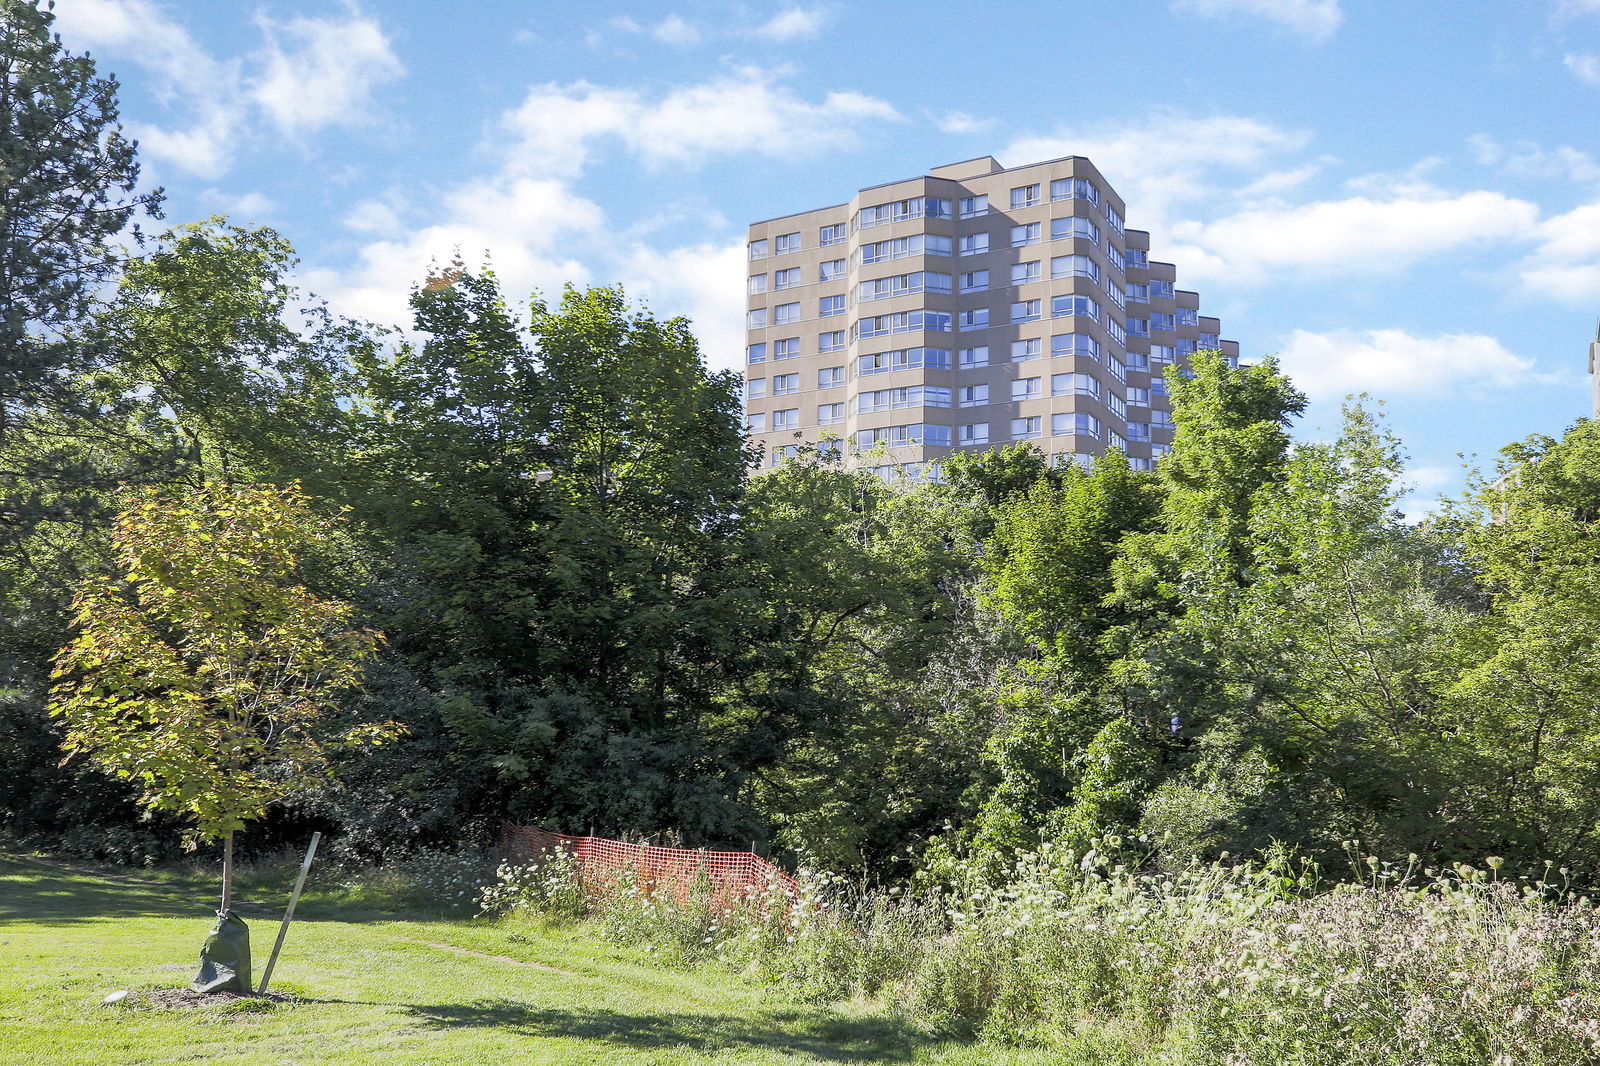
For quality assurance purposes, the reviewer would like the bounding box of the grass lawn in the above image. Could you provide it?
[0,853,1061,1065]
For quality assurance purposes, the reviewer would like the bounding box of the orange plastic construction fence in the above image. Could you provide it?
[498,823,797,910]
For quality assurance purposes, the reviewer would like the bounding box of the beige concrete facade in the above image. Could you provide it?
[743,155,1241,475]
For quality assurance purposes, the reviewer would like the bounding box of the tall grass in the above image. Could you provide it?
[475,840,1600,1063]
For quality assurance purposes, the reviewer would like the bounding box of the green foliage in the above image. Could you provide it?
[49,481,392,844]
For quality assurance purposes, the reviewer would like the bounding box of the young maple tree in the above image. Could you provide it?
[50,481,394,909]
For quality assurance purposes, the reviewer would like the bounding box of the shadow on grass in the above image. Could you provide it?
[0,854,444,926]
[0,855,206,924]
[407,999,933,1062]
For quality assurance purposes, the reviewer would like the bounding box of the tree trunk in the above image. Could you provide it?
[220,831,234,913]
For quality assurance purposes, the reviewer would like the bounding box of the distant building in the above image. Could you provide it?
[1590,320,1600,418]
[742,155,1240,476]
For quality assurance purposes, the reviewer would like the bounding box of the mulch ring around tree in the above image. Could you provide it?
[132,987,299,1011]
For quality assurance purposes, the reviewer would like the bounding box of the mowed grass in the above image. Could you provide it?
[0,854,1058,1066]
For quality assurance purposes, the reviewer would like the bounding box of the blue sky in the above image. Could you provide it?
[46,0,1600,512]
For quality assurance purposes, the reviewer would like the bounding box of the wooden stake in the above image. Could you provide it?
[257,832,320,994]
[220,831,234,914]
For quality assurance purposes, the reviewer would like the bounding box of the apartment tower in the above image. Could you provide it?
[743,155,1240,475]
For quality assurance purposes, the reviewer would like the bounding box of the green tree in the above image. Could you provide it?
[50,481,391,907]
[0,0,162,435]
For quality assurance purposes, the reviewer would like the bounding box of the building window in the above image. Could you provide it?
[1011,300,1041,323]
[1011,416,1041,440]
[856,196,952,229]
[772,444,800,465]
[1106,317,1126,346]
[1127,349,1152,370]
[858,272,951,301]
[1012,338,1041,361]
[1127,422,1151,442]
[959,269,989,293]
[860,386,952,411]
[1052,333,1100,360]
[959,194,989,218]
[819,366,845,388]
[1152,443,1171,458]
[1011,260,1041,285]
[1127,283,1149,304]
[747,342,767,364]
[1127,386,1150,406]
[857,347,953,374]
[1151,375,1169,396]
[959,308,990,332]
[775,232,801,254]
[959,345,989,369]
[820,259,847,282]
[1151,410,1175,429]
[1149,345,1174,365]
[958,233,990,256]
[1052,372,1100,398]
[1177,337,1197,355]
[1108,392,1126,418]
[1051,177,1099,205]
[774,302,800,324]
[1105,244,1125,273]
[1129,456,1153,471]
[860,234,952,263]
[1200,332,1219,348]
[1053,412,1102,439]
[819,295,846,317]
[772,408,799,429]
[774,267,801,289]
[748,274,768,294]
[748,239,769,260]
[1104,204,1125,234]
[1010,183,1041,209]
[1127,248,1150,270]
[817,438,843,458]
[818,402,846,424]
[1012,376,1041,401]
[1150,279,1174,299]
[773,372,800,395]
[1104,279,1126,309]
[1178,307,1199,327]
[819,222,847,246]
[1128,317,1150,337]
[774,337,801,359]
[1107,429,1127,450]
[745,412,765,432]
[746,378,766,399]
[1051,216,1101,245]
[1051,254,1099,282]
[960,422,990,445]
[959,384,989,407]
[747,308,767,329]
[854,310,952,338]
[819,330,846,353]
[1011,222,1041,247]
[855,423,952,447]
[1107,355,1127,383]
[1051,295,1100,321]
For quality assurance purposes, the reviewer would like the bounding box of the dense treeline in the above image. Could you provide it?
[3,0,1599,880]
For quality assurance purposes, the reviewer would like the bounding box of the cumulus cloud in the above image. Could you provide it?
[502,70,901,176]
[936,111,994,135]
[1172,0,1343,40]
[1564,52,1600,84]
[619,242,748,372]
[1275,328,1535,400]
[1467,134,1600,182]
[1520,200,1600,302]
[251,10,404,136]
[750,7,830,41]
[1170,190,1539,284]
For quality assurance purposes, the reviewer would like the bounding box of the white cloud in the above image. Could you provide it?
[1467,134,1600,182]
[1275,328,1535,400]
[52,0,243,177]
[251,10,404,136]
[1172,0,1343,40]
[936,111,994,135]
[502,71,901,176]
[620,242,747,373]
[1171,190,1539,284]
[198,189,275,220]
[651,15,702,45]
[1519,200,1600,301]
[1006,114,1309,223]
[1564,52,1600,84]
[750,7,829,41]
